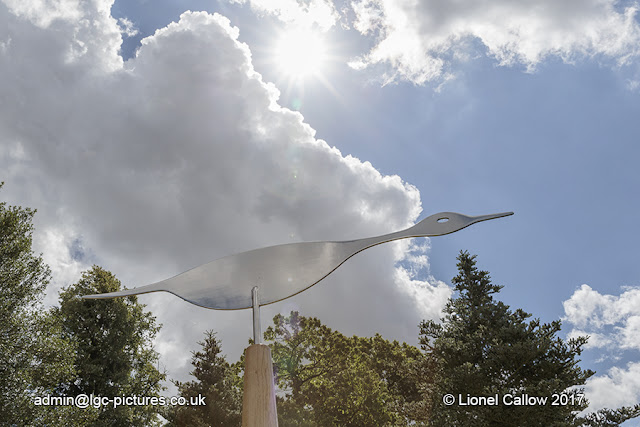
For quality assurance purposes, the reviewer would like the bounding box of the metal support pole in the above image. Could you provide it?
[252,286,261,344]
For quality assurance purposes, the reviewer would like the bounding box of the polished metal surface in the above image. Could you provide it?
[252,286,261,344]
[82,211,513,310]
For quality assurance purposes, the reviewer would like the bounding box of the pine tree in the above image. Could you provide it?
[166,330,242,426]
[418,251,593,426]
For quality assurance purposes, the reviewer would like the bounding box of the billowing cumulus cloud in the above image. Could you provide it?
[563,285,640,411]
[564,284,640,351]
[348,0,640,84]
[0,0,442,389]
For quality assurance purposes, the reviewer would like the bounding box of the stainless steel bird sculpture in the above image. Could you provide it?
[83,210,512,423]
[83,211,513,311]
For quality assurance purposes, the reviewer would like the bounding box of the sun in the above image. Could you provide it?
[273,27,327,81]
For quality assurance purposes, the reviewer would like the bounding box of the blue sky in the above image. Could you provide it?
[1,0,640,416]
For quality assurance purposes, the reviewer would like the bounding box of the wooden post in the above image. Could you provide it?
[242,344,278,426]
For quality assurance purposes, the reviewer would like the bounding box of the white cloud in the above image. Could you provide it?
[563,284,640,351]
[563,285,640,413]
[0,0,442,392]
[566,329,613,350]
[563,284,619,330]
[118,17,138,38]
[34,228,93,307]
[2,0,122,70]
[348,0,640,84]
[230,0,339,31]
[3,0,84,27]
[583,362,640,412]
[395,267,452,322]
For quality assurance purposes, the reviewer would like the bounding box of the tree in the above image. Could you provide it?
[54,266,165,426]
[162,251,640,426]
[264,311,425,426]
[165,330,242,426]
[0,182,96,425]
[418,251,592,426]
[579,404,640,426]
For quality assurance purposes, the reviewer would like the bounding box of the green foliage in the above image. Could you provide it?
[54,266,165,426]
[166,330,242,426]
[4,179,636,427]
[264,311,425,426]
[0,183,96,425]
[577,403,640,426]
[418,251,594,426]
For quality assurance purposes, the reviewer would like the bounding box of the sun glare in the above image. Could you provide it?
[274,28,327,80]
